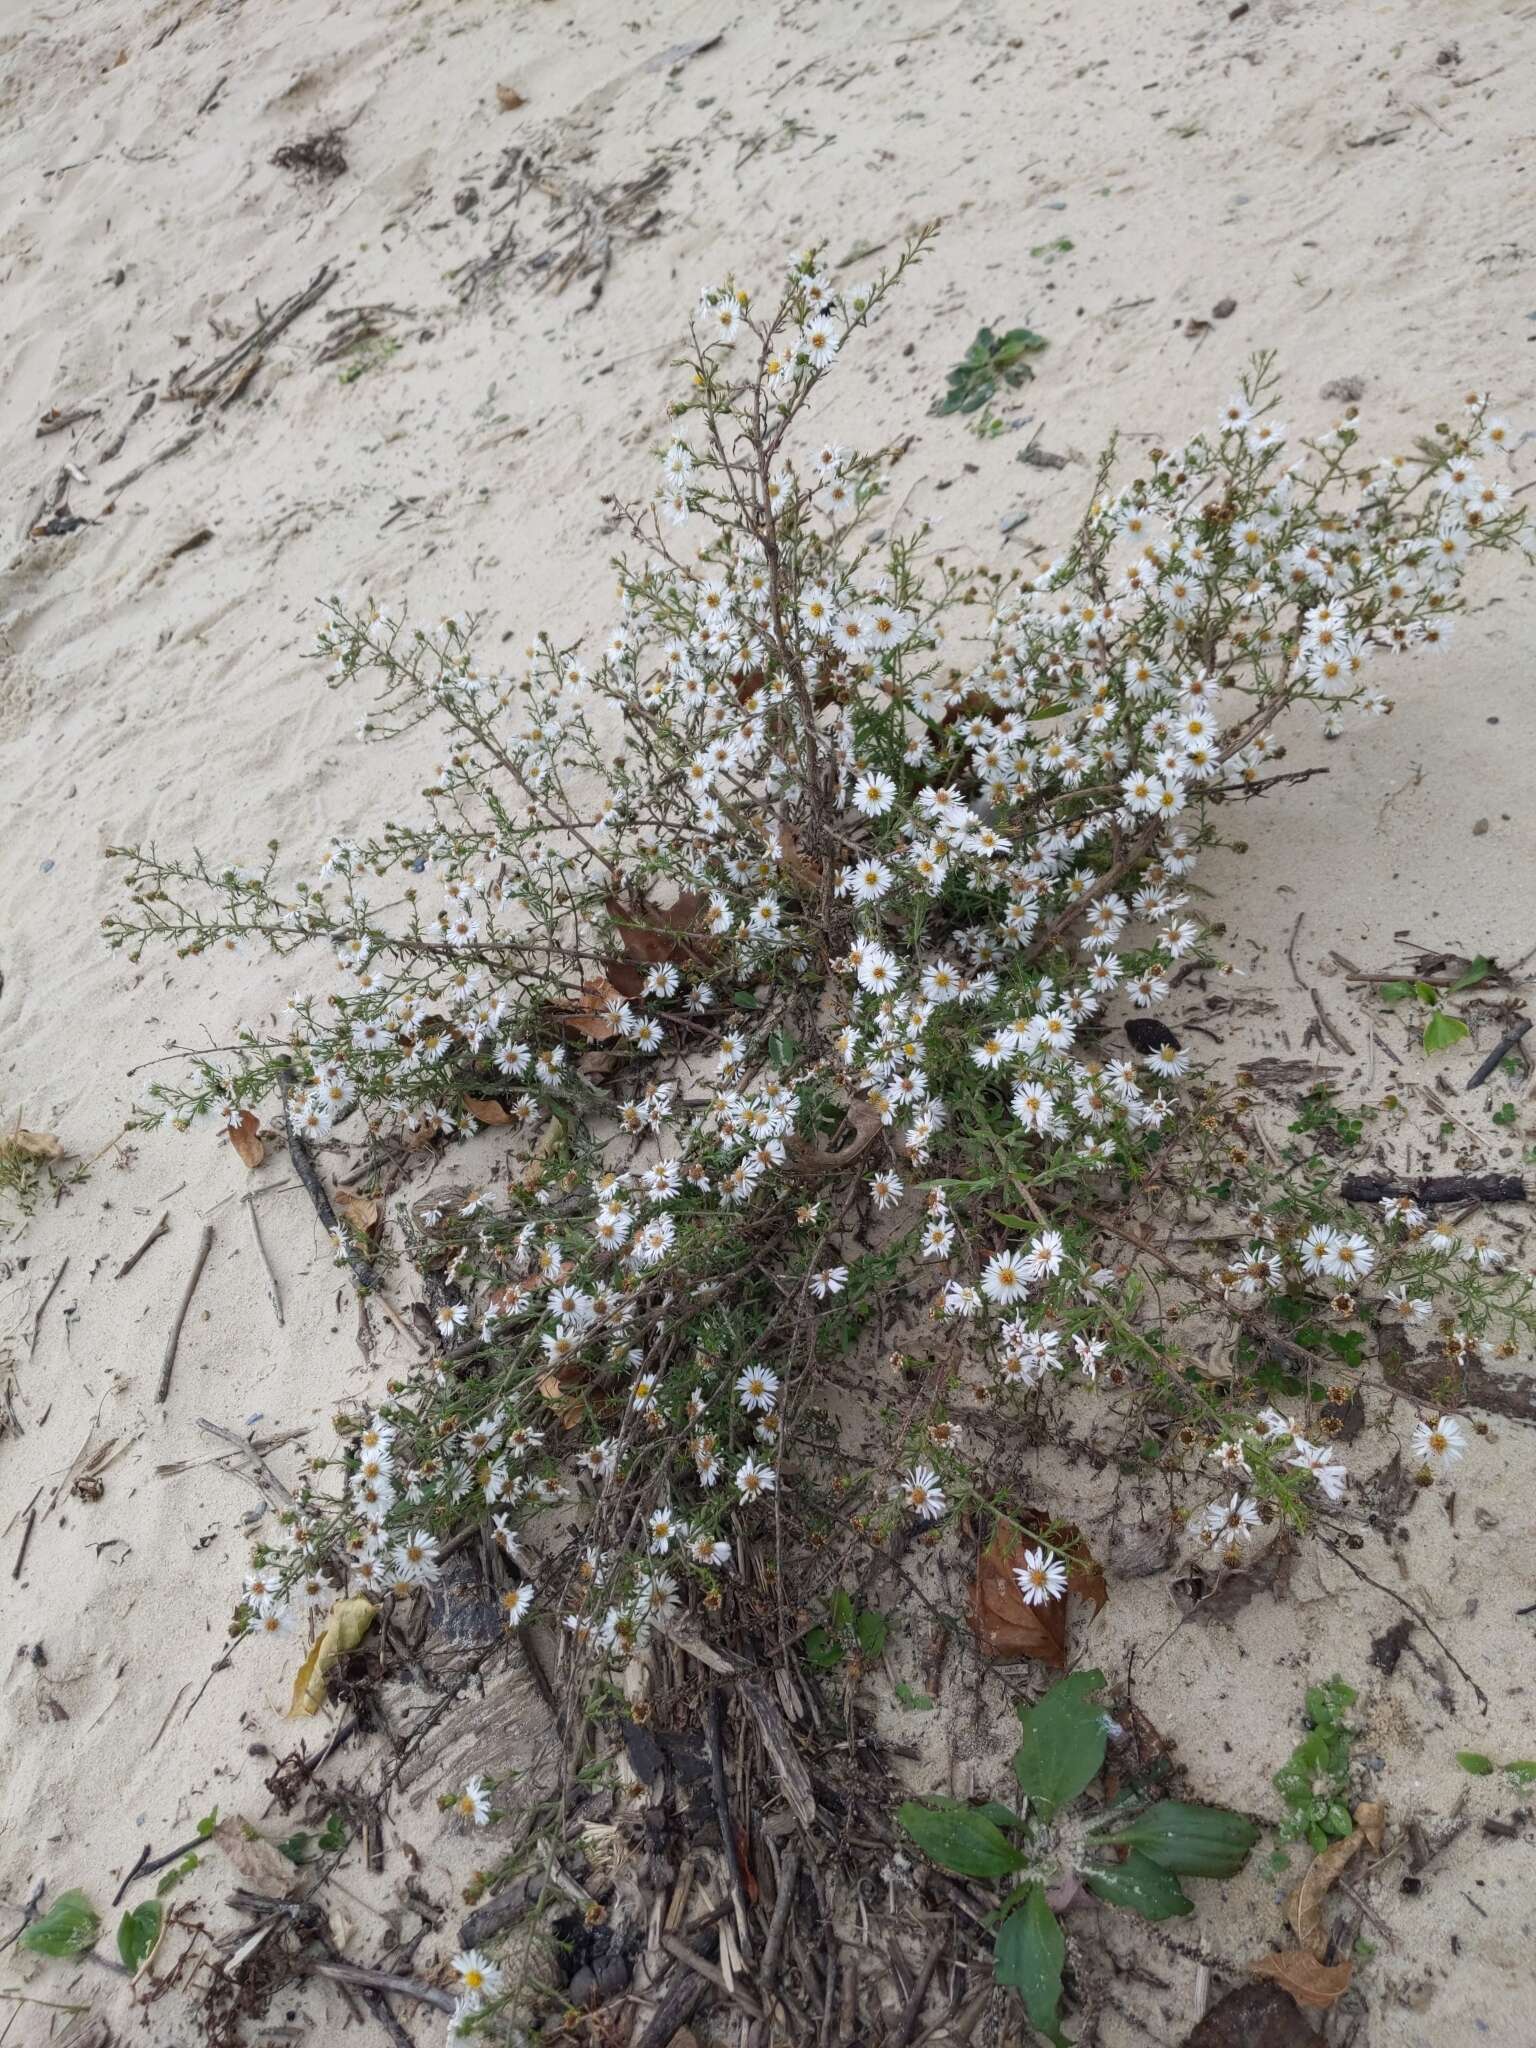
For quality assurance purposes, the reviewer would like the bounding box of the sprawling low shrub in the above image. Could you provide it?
[107,230,1532,1683]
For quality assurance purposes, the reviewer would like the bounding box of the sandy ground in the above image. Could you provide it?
[2,0,1535,2041]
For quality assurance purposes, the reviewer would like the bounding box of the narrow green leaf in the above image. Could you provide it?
[155,1852,199,1897]
[1457,1751,1495,1776]
[995,1886,1068,2045]
[1375,980,1415,1003]
[1106,1800,1259,1878]
[1449,955,1493,993]
[1013,1669,1108,1821]
[829,1589,854,1636]
[20,1890,100,1960]
[117,1899,165,1975]
[897,1802,1028,1880]
[1082,1849,1194,1921]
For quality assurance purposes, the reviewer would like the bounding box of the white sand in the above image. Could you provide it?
[3,0,1534,2040]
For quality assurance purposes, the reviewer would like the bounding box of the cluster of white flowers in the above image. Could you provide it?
[107,239,1531,1698]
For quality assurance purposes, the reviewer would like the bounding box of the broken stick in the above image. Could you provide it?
[157,1224,214,1403]
[1340,1172,1525,1207]
[116,1210,170,1279]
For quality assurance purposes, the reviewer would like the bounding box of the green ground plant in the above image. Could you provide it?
[898,1670,1258,2042]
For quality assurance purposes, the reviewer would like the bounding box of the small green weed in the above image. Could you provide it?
[805,1588,887,1671]
[934,324,1048,416]
[1271,1676,1355,1864]
[898,1671,1257,2040]
[1376,960,1494,1056]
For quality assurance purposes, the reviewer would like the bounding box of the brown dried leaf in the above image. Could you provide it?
[602,890,715,997]
[4,1127,64,1162]
[1171,1541,1293,1623]
[556,977,626,1042]
[333,1190,380,1236]
[1250,1950,1352,2011]
[1288,1805,1385,1958]
[227,1111,265,1170]
[1355,1800,1386,1853]
[785,1098,883,1181]
[538,1364,589,1430]
[495,83,526,110]
[462,1096,514,1125]
[212,1816,301,1896]
[766,821,824,898]
[969,1517,1107,1667]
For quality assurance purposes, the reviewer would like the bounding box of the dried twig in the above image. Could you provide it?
[11,1506,37,1581]
[297,1959,455,2013]
[115,1211,170,1279]
[1466,1017,1532,1090]
[1319,1536,1488,1711]
[893,1929,948,2046]
[244,1191,284,1324]
[27,1257,69,1353]
[106,425,202,497]
[156,1224,214,1403]
[281,1088,379,1292]
[168,264,338,405]
[708,1687,754,1960]
[1339,1172,1525,1206]
[660,1932,765,2019]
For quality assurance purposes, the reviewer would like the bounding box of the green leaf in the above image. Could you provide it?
[1325,1330,1366,1370]
[1492,1103,1517,1127]
[1423,1011,1470,1054]
[730,990,759,1011]
[1082,1849,1195,1921]
[117,1899,165,1975]
[897,1802,1028,1880]
[155,1853,200,1897]
[804,1627,844,1669]
[318,1811,348,1853]
[995,1886,1068,2045]
[195,1806,220,1839]
[829,1589,854,1637]
[20,1890,100,1960]
[1376,980,1415,1004]
[855,1609,888,1661]
[1457,1751,1495,1776]
[1013,1669,1108,1821]
[1449,955,1493,993]
[279,1831,315,1864]
[1503,1761,1536,1785]
[894,1680,935,1712]
[1413,981,1439,1006]
[1104,1801,1259,1878]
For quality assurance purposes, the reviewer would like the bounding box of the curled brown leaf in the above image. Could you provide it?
[227,1111,265,1170]
[1250,1949,1352,2011]
[462,1096,514,1125]
[968,1517,1108,1668]
[1288,1800,1387,1958]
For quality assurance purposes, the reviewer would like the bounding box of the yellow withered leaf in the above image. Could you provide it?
[289,1596,377,1717]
